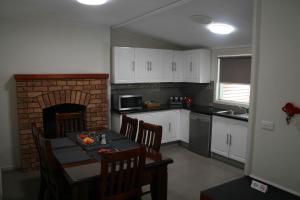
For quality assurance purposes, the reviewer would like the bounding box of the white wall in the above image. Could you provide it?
[0,19,110,169]
[250,0,300,195]
[111,28,184,50]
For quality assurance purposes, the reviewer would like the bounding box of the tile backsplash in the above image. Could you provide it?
[111,82,214,106]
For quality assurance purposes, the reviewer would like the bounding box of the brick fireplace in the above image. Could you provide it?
[14,74,109,171]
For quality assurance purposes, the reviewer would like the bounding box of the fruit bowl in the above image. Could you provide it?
[77,134,95,145]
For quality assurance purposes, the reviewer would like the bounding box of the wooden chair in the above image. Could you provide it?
[31,123,47,200]
[38,134,70,200]
[120,115,138,141]
[99,145,146,200]
[137,121,162,152]
[55,112,85,137]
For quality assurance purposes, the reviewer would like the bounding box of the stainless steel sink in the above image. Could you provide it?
[216,110,235,115]
[234,113,249,118]
[216,110,249,119]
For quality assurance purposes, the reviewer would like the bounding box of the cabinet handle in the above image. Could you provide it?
[150,61,152,71]
[189,62,192,71]
[132,61,135,71]
[229,134,232,146]
[169,123,171,132]
[226,134,229,145]
[147,61,150,71]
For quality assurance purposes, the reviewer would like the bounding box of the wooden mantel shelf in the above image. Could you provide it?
[14,74,109,81]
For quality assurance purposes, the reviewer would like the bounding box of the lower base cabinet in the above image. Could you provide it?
[211,116,248,163]
[111,110,189,144]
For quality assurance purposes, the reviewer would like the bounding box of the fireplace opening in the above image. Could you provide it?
[43,103,86,138]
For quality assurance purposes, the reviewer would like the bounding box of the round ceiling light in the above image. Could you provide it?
[76,0,108,6]
[207,23,235,35]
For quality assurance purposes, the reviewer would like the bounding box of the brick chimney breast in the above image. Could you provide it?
[14,74,109,171]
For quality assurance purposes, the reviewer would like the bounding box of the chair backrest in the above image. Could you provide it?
[55,112,85,137]
[38,135,57,174]
[32,123,47,171]
[38,135,62,199]
[100,146,146,200]
[120,115,138,141]
[137,121,162,152]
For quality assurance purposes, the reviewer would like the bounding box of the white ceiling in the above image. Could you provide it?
[0,0,253,48]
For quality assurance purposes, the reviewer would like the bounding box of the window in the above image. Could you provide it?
[216,56,251,105]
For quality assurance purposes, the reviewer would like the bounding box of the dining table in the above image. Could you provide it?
[50,129,174,200]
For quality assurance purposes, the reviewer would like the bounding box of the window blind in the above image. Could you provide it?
[219,56,251,84]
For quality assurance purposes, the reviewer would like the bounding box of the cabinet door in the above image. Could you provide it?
[166,110,179,142]
[199,49,211,83]
[148,49,162,82]
[135,48,150,83]
[112,47,135,83]
[228,120,248,163]
[145,112,168,143]
[183,51,193,82]
[211,116,229,157]
[191,50,200,82]
[173,51,184,82]
[179,109,190,143]
[161,50,174,82]
[111,114,122,132]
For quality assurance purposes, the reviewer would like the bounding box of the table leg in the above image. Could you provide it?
[150,165,168,200]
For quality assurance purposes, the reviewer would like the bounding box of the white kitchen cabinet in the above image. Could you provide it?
[112,47,135,83]
[211,116,248,163]
[165,110,180,142]
[183,49,211,83]
[228,121,248,163]
[111,110,185,144]
[211,116,230,158]
[172,51,184,82]
[161,50,184,82]
[135,48,162,83]
[112,47,210,84]
[179,109,190,143]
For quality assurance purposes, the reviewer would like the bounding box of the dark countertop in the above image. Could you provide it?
[111,105,248,122]
[213,112,248,122]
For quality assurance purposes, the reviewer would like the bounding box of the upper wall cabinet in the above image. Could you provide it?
[112,47,135,83]
[112,47,211,84]
[135,48,163,83]
[161,50,184,82]
[184,49,211,83]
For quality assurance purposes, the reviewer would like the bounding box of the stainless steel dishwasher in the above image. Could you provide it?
[189,112,212,157]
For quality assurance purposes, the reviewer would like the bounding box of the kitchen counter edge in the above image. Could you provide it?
[111,106,248,122]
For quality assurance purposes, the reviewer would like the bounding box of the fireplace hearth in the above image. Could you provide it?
[14,74,109,171]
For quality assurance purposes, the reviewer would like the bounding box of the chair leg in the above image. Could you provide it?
[39,177,47,200]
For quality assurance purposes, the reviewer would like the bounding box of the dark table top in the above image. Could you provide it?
[201,176,300,200]
[51,130,173,185]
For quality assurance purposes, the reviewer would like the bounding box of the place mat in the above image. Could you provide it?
[87,144,112,162]
[100,130,125,141]
[65,132,78,142]
[66,130,125,143]
[51,137,76,149]
[111,139,140,151]
[53,146,91,165]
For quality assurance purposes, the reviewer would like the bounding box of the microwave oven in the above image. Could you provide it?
[112,95,143,111]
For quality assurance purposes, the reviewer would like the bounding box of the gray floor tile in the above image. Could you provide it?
[2,144,243,200]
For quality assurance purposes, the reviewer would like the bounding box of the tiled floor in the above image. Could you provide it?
[2,144,243,200]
